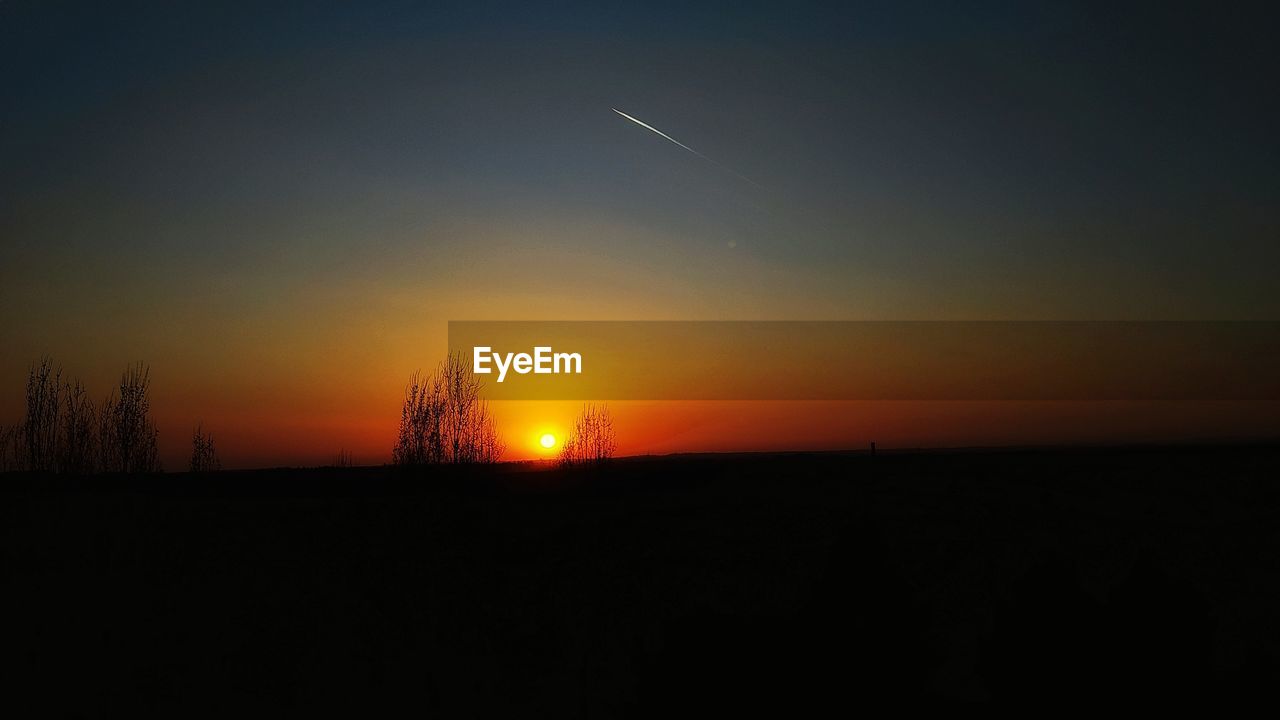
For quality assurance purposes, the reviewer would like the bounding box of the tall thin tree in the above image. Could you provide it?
[190,423,221,473]
[101,363,161,474]
[59,379,97,475]
[24,357,61,473]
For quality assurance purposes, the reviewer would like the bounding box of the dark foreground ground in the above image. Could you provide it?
[5,445,1280,713]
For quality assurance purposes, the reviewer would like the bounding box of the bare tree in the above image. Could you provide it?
[560,403,617,466]
[59,379,98,475]
[0,424,21,473]
[394,370,442,465]
[334,449,354,468]
[24,357,62,473]
[469,409,504,465]
[190,423,220,473]
[7,358,165,475]
[393,353,505,465]
[101,363,161,474]
[96,396,113,473]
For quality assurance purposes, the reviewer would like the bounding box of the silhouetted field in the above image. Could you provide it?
[5,446,1280,713]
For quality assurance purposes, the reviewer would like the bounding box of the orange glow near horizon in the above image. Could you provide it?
[485,399,1280,463]
[5,365,1280,470]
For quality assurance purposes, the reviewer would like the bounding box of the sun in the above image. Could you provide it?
[539,433,557,449]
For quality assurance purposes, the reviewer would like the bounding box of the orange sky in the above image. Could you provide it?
[102,398,1278,469]
[459,399,1280,463]
[4,206,1276,470]
[3,316,1279,469]
[4,2,1279,471]
[4,315,1278,469]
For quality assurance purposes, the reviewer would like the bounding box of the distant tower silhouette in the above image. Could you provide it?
[870,441,876,456]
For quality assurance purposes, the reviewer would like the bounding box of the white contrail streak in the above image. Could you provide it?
[612,108,761,188]
[612,108,711,161]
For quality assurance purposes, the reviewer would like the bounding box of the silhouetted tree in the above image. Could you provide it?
[100,363,161,473]
[560,403,617,466]
[470,412,504,465]
[0,424,21,473]
[7,358,166,475]
[395,370,442,465]
[59,379,98,475]
[190,423,220,473]
[24,357,62,473]
[10,358,102,474]
[335,449,354,468]
[393,353,505,465]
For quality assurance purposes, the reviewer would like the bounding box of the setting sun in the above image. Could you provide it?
[539,433,557,449]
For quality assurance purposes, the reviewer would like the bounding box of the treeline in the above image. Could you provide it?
[391,355,620,468]
[4,353,619,474]
[0,358,162,474]
[0,358,228,475]
[0,357,226,474]
[393,353,505,465]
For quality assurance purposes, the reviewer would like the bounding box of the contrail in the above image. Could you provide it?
[612,108,761,188]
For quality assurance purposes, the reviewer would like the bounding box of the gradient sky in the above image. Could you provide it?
[3,1,1278,466]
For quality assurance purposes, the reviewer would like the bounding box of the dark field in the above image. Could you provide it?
[5,446,1280,713]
